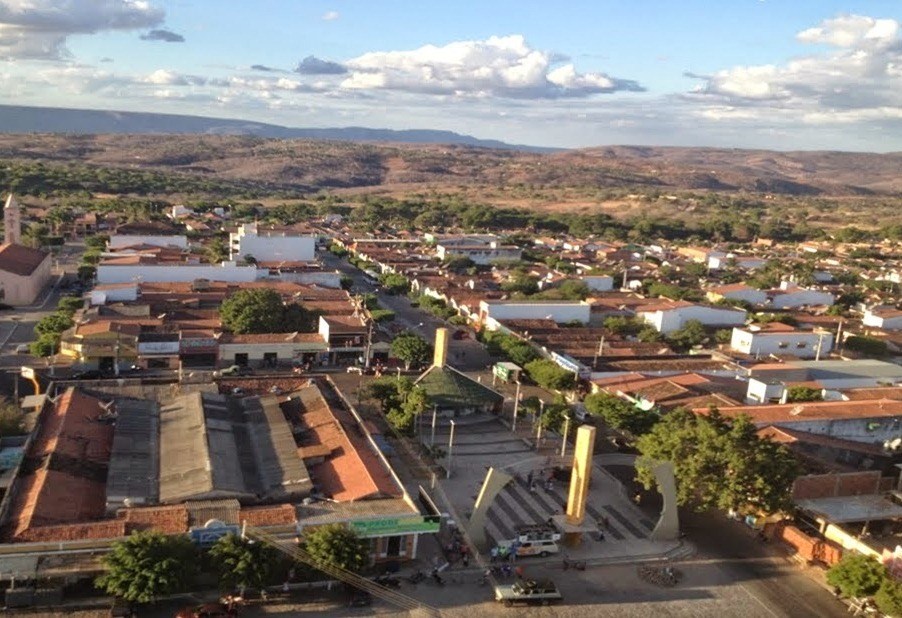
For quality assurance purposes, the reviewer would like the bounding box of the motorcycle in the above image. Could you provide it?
[373,573,401,588]
[406,570,426,584]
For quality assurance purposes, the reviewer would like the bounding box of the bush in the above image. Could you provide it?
[844,335,889,357]
[369,308,396,322]
[786,386,822,403]
[826,554,887,599]
[525,359,576,391]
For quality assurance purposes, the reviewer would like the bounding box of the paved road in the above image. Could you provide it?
[321,252,494,371]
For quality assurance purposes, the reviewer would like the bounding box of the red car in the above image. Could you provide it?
[175,603,238,618]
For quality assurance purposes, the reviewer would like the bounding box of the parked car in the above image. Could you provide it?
[15,344,30,354]
[495,580,562,607]
[216,365,250,377]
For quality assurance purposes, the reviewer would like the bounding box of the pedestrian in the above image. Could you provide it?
[514,566,524,579]
[462,552,469,567]
[597,530,605,542]
[490,546,499,563]
[544,479,553,491]
[527,470,534,487]
[601,516,610,529]
[530,481,537,493]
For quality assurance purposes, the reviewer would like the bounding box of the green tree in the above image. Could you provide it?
[208,534,285,592]
[584,392,658,436]
[378,272,410,295]
[30,334,58,357]
[77,264,96,282]
[386,386,428,435]
[34,312,74,337]
[57,296,84,315]
[603,316,641,336]
[636,409,799,513]
[220,289,285,334]
[844,335,889,358]
[786,386,822,403]
[538,398,572,434]
[96,531,198,603]
[390,331,432,370]
[667,320,707,350]
[302,524,369,573]
[524,359,576,391]
[364,376,413,412]
[875,578,902,616]
[501,273,539,296]
[826,553,887,599]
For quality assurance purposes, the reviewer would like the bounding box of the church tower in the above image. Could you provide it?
[3,194,21,245]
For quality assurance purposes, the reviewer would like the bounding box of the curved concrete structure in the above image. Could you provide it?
[466,467,513,550]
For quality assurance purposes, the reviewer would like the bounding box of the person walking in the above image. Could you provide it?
[490,546,499,563]
[527,470,534,487]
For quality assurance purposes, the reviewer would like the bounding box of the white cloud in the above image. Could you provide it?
[341,35,643,98]
[142,69,207,86]
[689,14,902,128]
[0,0,165,59]
[322,11,339,21]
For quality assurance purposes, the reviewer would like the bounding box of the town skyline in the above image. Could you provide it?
[0,1,900,151]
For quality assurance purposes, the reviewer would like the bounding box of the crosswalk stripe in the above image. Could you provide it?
[602,504,647,539]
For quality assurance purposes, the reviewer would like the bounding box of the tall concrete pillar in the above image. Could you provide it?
[566,425,596,526]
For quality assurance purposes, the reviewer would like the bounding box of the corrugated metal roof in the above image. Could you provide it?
[106,398,159,511]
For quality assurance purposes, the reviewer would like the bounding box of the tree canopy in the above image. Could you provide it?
[390,331,432,370]
[208,534,286,592]
[584,392,658,436]
[302,524,369,573]
[524,359,576,391]
[635,408,799,513]
[96,531,198,603]
[220,288,319,334]
[0,397,25,437]
[826,554,887,599]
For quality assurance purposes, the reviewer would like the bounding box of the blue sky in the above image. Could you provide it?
[1,1,901,150]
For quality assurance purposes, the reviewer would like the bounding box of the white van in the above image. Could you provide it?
[519,539,560,557]
[499,539,560,558]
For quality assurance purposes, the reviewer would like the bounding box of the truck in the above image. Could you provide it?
[494,580,563,607]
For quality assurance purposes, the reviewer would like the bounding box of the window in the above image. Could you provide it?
[777,342,788,349]
[796,342,807,348]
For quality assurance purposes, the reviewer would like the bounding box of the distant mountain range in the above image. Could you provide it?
[0,104,552,152]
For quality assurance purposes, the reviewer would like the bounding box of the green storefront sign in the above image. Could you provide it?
[493,363,511,381]
[351,516,440,536]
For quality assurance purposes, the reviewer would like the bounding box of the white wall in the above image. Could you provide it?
[710,288,768,306]
[109,235,188,250]
[731,328,834,359]
[746,379,786,404]
[863,310,902,330]
[90,285,139,305]
[641,305,747,333]
[480,301,591,325]
[279,271,342,289]
[97,263,258,284]
[230,225,315,262]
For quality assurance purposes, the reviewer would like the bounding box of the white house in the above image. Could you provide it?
[706,283,768,306]
[637,301,747,334]
[730,323,834,359]
[863,306,902,330]
[768,282,834,309]
[108,234,188,250]
[230,223,316,263]
[478,300,591,328]
[0,243,52,305]
[89,283,140,305]
[435,241,522,266]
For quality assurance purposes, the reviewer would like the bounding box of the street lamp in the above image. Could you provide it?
[446,419,456,479]
[560,414,571,458]
[512,380,521,432]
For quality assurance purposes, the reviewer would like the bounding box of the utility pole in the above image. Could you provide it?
[430,405,438,446]
[592,335,605,370]
[560,414,571,458]
[446,419,456,479]
[512,380,521,432]
[815,331,825,362]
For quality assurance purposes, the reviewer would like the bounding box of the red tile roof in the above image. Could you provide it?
[5,389,115,540]
[696,398,902,425]
[0,243,48,276]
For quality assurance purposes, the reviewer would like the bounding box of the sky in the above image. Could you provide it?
[0,1,901,151]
